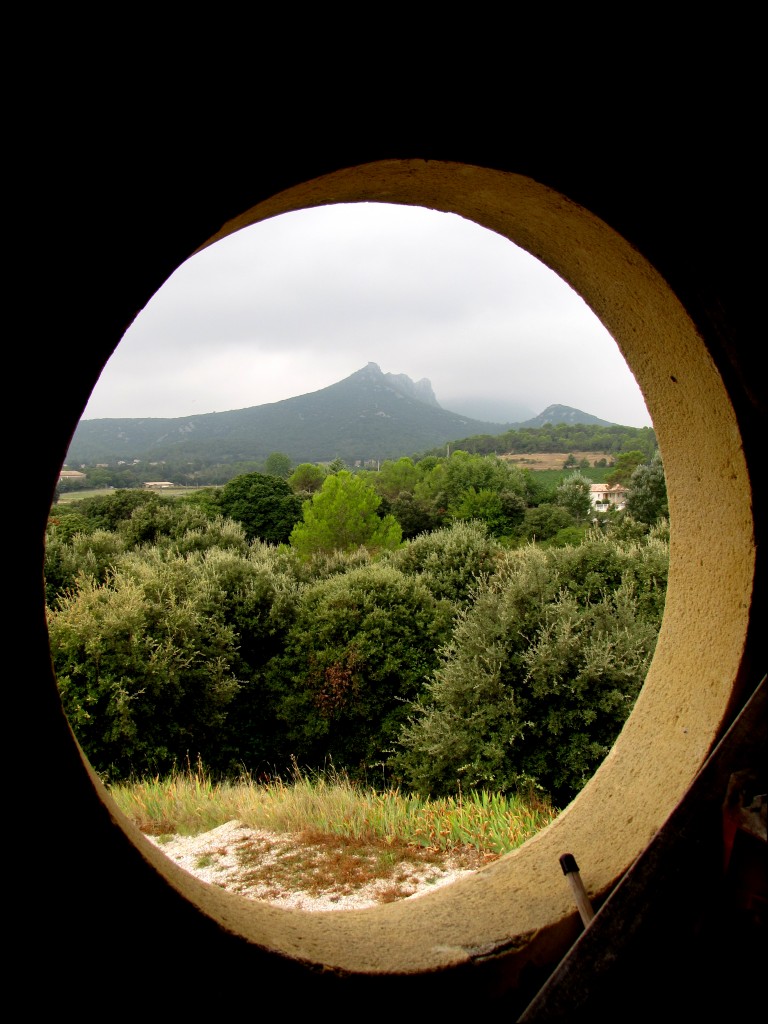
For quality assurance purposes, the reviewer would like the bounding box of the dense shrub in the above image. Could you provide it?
[66,489,168,531]
[48,551,243,781]
[192,547,302,773]
[264,563,455,779]
[45,527,128,605]
[394,529,668,806]
[44,507,249,605]
[449,487,527,537]
[47,483,670,801]
[384,520,500,606]
[518,504,575,542]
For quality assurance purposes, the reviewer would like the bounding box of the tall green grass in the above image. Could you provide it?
[109,759,558,856]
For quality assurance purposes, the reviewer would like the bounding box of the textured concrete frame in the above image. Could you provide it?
[111,159,755,981]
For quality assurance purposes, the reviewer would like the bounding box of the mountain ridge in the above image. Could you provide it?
[66,363,616,467]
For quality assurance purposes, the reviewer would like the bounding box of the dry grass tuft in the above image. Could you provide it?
[115,762,557,909]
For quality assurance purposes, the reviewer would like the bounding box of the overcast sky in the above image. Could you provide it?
[81,203,652,429]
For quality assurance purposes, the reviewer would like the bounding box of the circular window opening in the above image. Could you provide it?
[50,200,660,908]
[47,161,753,981]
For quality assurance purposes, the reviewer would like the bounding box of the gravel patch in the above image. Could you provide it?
[145,819,489,912]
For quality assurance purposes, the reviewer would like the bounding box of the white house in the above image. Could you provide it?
[590,482,628,511]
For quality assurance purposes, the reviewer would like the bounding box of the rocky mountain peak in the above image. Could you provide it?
[353,362,440,408]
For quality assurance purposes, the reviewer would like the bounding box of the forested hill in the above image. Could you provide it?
[419,417,658,460]
[67,363,517,467]
[66,362,645,469]
[64,364,574,468]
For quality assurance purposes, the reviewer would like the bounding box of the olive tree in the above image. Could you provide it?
[395,530,668,805]
[385,520,500,605]
[48,551,243,780]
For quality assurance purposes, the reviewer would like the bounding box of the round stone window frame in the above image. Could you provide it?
[93,159,754,980]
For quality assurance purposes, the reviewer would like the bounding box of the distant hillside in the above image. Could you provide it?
[66,363,517,468]
[418,409,656,462]
[517,404,613,429]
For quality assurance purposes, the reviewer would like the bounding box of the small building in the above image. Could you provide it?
[59,470,86,481]
[144,481,176,489]
[590,482,628,511]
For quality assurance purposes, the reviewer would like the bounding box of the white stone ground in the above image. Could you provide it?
[145,820,484,912]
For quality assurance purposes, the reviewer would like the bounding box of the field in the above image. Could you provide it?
[499,451,612,470]
[55,486,201,504]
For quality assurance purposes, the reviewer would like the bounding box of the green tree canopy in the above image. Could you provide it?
[264,452,293,479]
[605,450,647,486]
[519,504,575,542]
[178,487,224,518]
[449,487,527,537]
[555,471,593,521]
[288,462,327,495]
[47,509,93,542]
[67,489,167,531]
[217,472,304,544]
[387,492,441,539]
[413,451,529,530]
[626,451,669,525]
[289,471,402,556]
[374,457,421,500]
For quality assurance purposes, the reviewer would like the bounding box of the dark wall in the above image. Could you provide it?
[20,101,763,1014]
